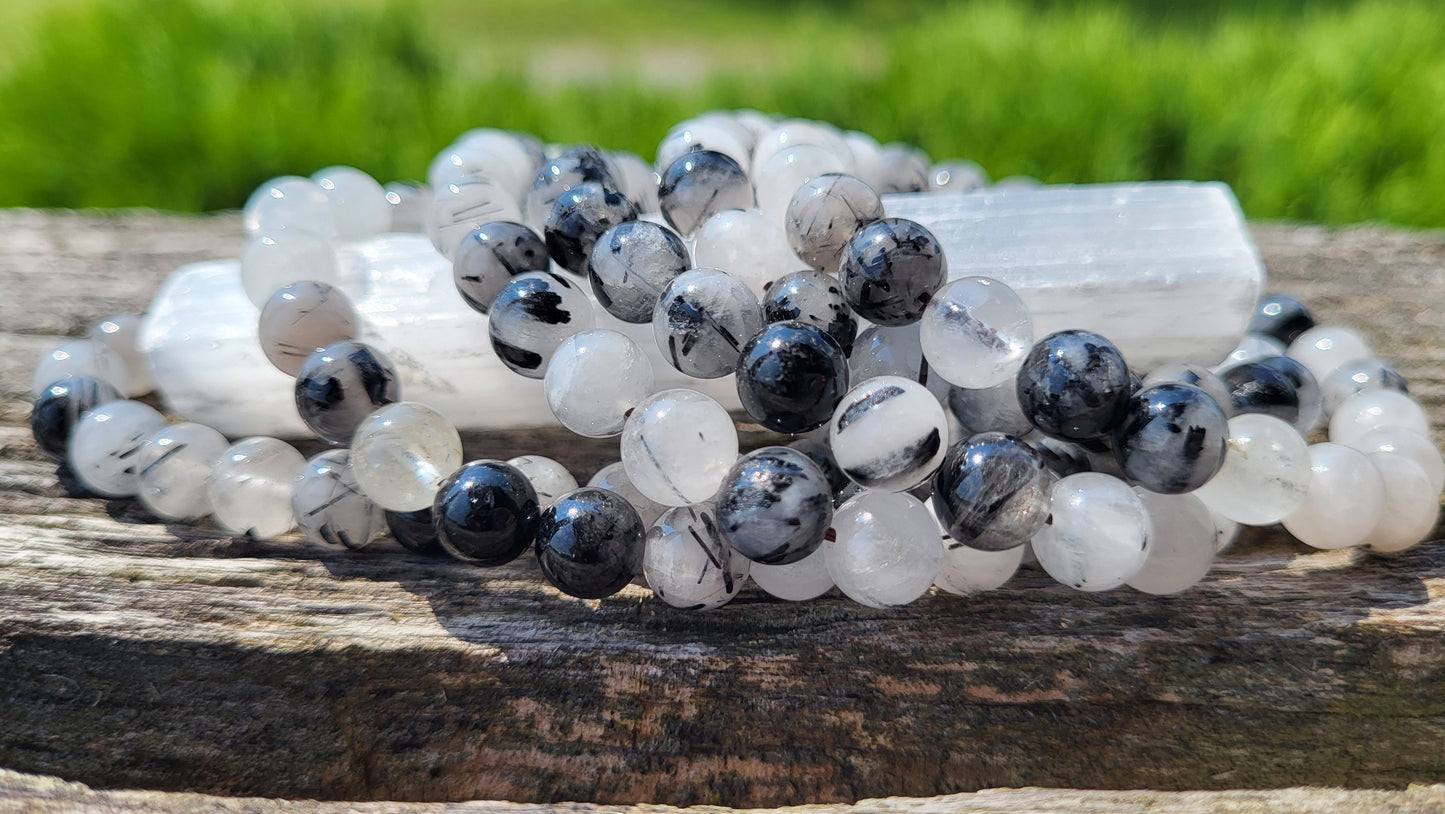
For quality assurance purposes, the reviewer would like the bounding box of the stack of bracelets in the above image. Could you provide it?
[28,110,1442,610]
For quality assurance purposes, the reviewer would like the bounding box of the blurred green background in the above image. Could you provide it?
[1,0,1442,226]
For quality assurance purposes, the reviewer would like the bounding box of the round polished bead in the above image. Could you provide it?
[488,271,596,379]
[134,422,229,522]
[873,143,931,193]
[587,220,690,323]
[588,461,666,527]
[658,150,754,237]
[1248,293,1315,346]
[1032,472,1151,592]
[1126,489,1217,595]
[608,150,660,213]
[258,281,360,376]
[754,143,848,217]
[433,460,541,566]
[294,341,400,445]
[929,160,989,192]
[1364,452,1439,554]
[843,130,886,189]
[1141,362,1233,418]
[714,446,834,565]
[452,221,550,314]
[1216,334,1287,370]
[1112,383,1229,494]
[1346,427,1444,494]
[524,147,621,231]
[786,437,851,503]
[1194,414,1312,526]
[751,119,852,179]
[67,400,167,498]
[839,218,947,326]
[784,173,883,274]
[827,490,941,608]
[851,323,950,402]
[621,389,738,507]
[763,270,858,355]
[1287,325,1371,383]
[644,504,749,609]
[1322,357,1409,416]
[350,402,463,512]
[545,329,654,438]
[312,166,391,240]
[692,208,797,296]
[243,176,337,238]
[1212,509,1241,553]
[429,130,539,204]
[1256,355,1323,432]
[750,544,835,601]
[1015,330,1133,442]
[1281,443,1386,550]
[931,432,1049,551]
[947,381,1034,436]
[240,231,340,307]
[737,321,851,435]
[1329,389,1430,447]
[1219,359,1300,425]
[829,376,947,491]
[429,179,523,259]
[655,118,752,175]
[505,455,577,509]
[32,341,109,397]
[292,450,386,550]
[544,182,637,275]
[652,268,763,379]
[386,507,444,556]
[30,375,122,460]
[1032,436,1094,478]
[91,313,154,397]
[208,437,306,540]
[920,277,1033,389]
[936,538,1024,596]
[535,487,646,599]
[383,182,429,233]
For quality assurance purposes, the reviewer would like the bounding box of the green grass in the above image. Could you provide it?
[1,0,1444,227]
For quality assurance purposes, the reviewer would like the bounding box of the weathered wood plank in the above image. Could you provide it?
[2,211,1445,808]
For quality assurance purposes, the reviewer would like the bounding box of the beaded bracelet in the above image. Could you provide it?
[28,110,1442,611]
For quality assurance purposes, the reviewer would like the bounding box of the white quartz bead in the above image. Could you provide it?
[621,389,738,507]
[1364,452,1439,554]
[383,182,429,233]
[751,120,853,180]
[135,422,229,521]
[544,329,654,438]
[67,400,167,498]
[429,130,537,204]
[1031,472,1150,592]
[312,166,391,240]
[257,281,360,376]
[32,340,108,396]
[506,455,577,508]
[1321,357,1408,415]
[243,176,338,239]
[936,538,1024,596]
[91,313,155,397]
[350,402,463,513]
[1127,489,1217,595]
[588,461,666,527]
[1347,427,1444,494]
[829,375,948,491]
[929,160,989,193]
[1194,413,1312,526]
[754,144,848,218]
[292,449,387,549]
[656,118,753,173]
[1281,442,1386,550]
[609,150,661,214]
[1328,389,1430,448]
[428,179,523,259]
[1211,508,1241,553]
[750,544,835,601]
[843,131,887,190]
[1213,333,1285,370]
[644,504,750,610]
[920,277,1033,388]
[827,490,941,608]
[208,437,305,539]
[240,231,341,307]
[1287,325,1372,383]
[691,208,798,296]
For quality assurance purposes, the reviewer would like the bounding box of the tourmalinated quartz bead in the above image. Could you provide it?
[1031,472,1151,592]
[134,421,229,522]
[429,178,524,260]
[386,507,444,556]
[543,182,637,275]
[750,545,835,601]
[350,402,463,513]
[931,432,1050,550]
[452,221,549,314]
[784,173,884,274]
[751,119,852,180]
[258,281,360,376]
[644,504,750,610]
[240,230,341,308]
[587,220,690,323]
[505,455,577,508]
[1347,427,1444,494]
[1033,437,1094,478]
[1248,293,1315,346]
[1212,509,1241,553]
[851,324,950,402]
[243,176,337,239]
[787,437,852,504]
[947,381,1034,436]
[621,389,738,507]
[67,400,167,498]
[754,144,848,217]
[827,490,942,608]
[208,437,306,540]
[588,461,666,527]
[1281,443,1386,550]
[1126,489,1217,595]
[292,450,387,550]
[294,341,400,445]
[714,446,834,565]
[873,143,931,194]
[763,270,858,355]
[428,129,539,205]
[1193,413,1311,525]
[488,271,596,379]
[30,375,122,460]
[1256,355,1322,432]
[312,166,391,240]
[1216,334,1286,369]
[433,459,541,566]
[920,277,1033,389]
[535,487,646,599]
[1329,389,1430,447]
[608,150,661,214]
[658,150,754,237]
[737,321,851,435]
[1219,360,1301,426]
[1287,325,1371,383]
[935,538,1024,596]
[544,329,654,437]
[91,313,154,397]
[829,376,948,491]
[652,267,763,379]
[1016,330,1133,442]
[692,208,798,296]
[524,147,621,231]
[1112,383,1229,494]
[1141,362,1234,418]
[31,341,108,397]
[840,218,947,326]
[1364,452,1440,554]
[1321,357,1408,416]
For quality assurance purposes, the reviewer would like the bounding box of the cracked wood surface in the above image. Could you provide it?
[2,211,1445,809]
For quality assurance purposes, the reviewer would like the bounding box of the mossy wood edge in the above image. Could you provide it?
[1,211,1444,809]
